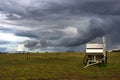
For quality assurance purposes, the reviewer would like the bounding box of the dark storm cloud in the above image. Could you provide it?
[0,0,120,18]
[107,17,120,45]
[80,1,120,15]
[24,17,114,49]
[24,40,38,48]
[0,0,120,51]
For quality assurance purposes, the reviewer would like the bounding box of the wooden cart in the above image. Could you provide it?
[83,37,107,68]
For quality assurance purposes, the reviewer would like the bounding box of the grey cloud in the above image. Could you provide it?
[24,40,38,49]
[0,47,7,52]
[0,27,13,32]
[107,17,120,44]
[80,1,120,15]
[1,0,120,18]
[15,31,37,38]
[0,41,10,44]
[24,17,114,49]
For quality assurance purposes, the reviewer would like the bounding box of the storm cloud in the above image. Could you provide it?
[0,0,120,51]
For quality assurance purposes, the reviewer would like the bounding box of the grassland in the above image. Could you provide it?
[0,52,120,80]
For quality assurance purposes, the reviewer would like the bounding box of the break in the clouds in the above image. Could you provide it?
[0,0,120,52]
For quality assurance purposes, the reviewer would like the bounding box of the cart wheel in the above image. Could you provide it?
[83,55,88,65]
[104,56,107,65]
[101,57,107,66]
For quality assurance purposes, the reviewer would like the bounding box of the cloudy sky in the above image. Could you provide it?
[0,0,120,52]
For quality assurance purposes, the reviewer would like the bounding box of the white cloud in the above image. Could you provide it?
[0,32,30,42]
[63,27,78,37]
[0,12,8,20]
[11,13,22,18]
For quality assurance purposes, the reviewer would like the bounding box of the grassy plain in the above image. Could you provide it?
[0,52,120,80]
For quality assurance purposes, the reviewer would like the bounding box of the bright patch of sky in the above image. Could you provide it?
[0,32,30,42]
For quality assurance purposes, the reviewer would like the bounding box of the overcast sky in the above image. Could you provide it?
[0,0,120,52]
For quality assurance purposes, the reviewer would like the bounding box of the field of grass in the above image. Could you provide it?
[0,52,120,80]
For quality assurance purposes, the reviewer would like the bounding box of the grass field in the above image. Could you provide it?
[0,52,120,80]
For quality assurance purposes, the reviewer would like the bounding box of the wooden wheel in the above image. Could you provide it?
[83,55,88,65]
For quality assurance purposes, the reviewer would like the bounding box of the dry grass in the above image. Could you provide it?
[0,52,120,80]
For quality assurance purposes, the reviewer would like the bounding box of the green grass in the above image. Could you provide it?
[0,52,120,80]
